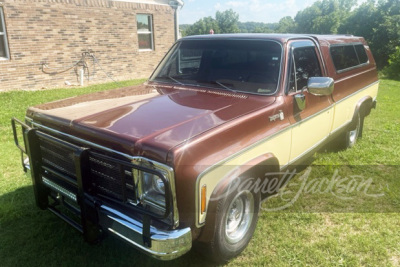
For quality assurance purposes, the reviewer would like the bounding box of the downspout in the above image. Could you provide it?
[170,0,184,41]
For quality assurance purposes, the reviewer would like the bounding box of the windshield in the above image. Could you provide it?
[149,39,282,95]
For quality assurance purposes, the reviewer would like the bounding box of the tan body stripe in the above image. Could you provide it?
[196,81,379,227]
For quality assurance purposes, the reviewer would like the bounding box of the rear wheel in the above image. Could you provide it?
[341,112,362,149]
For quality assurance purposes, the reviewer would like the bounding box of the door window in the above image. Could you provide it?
[288,45,322,93]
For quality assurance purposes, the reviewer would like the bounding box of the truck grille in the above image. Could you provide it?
[38,134,137,204]
[40,137,76,179]
[89,152,137,203]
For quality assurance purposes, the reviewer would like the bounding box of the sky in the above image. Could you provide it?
[179,0,365,25]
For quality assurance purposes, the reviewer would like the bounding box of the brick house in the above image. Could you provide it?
[0,0,183,91]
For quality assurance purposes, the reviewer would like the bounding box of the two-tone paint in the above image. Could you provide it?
[18,34,378,251]
[166,35,379,230]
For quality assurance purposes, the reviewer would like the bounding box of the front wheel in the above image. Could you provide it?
[200,179,261,263]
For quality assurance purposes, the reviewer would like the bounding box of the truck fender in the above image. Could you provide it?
[196,153,279,243]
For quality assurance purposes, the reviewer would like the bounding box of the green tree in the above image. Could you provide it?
[276,16,296,33]
[183,9,240,36]
[180,0,400,70]
[294,3,321,33]
[252,26,273,33]
[238,22,277,33]
[294,0,357,33]
[338,0,377,39]
[383,46,400,80]
[215,9,240,33]
[340,0,400,69]
[184,16,220,36]
[373,0,400,69]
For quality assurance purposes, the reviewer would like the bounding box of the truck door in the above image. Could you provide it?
[284,40,334,163]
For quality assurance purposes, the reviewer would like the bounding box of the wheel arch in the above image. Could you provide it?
[211,153,280,198]
[353,96,372,120]
[351,96,372,137]
[196,153,279,242]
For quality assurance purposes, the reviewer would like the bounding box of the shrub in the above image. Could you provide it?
[383,46,400,80]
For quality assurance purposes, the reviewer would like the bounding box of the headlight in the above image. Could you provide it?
[141,171,166,211]
[134,160,169,215]
[145,172,165,195]
[132,157,179,227]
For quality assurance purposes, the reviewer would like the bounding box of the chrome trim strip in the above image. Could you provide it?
[29,122,180,228]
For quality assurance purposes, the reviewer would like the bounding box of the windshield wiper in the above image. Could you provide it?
[196,80,236,92]
[167,76,184,85]
[155,75,184,85]
[215,81,235,92]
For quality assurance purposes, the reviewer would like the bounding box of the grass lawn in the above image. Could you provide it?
[0,79,399,266]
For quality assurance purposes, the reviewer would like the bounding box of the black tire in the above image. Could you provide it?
[199,179,261,263]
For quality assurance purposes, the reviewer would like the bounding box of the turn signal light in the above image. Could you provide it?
[201,185,206,214]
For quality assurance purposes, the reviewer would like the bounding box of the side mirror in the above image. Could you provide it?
[307,77,334,96]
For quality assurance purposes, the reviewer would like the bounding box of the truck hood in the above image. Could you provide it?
[28,84,276,161]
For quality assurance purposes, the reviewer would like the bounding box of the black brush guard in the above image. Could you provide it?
[11,117,175,247]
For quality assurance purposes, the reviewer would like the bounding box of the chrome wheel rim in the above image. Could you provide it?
[225,191,254,244]
[349,115,360,145]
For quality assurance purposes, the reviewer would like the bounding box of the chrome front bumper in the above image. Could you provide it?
[99,205,192,260]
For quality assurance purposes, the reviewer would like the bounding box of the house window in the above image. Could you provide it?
[0,7,9,60]
[137,14,154,51]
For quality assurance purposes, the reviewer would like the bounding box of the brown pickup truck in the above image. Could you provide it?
[12,34,379,262]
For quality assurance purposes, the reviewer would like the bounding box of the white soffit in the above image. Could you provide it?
[111,0,171,6]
